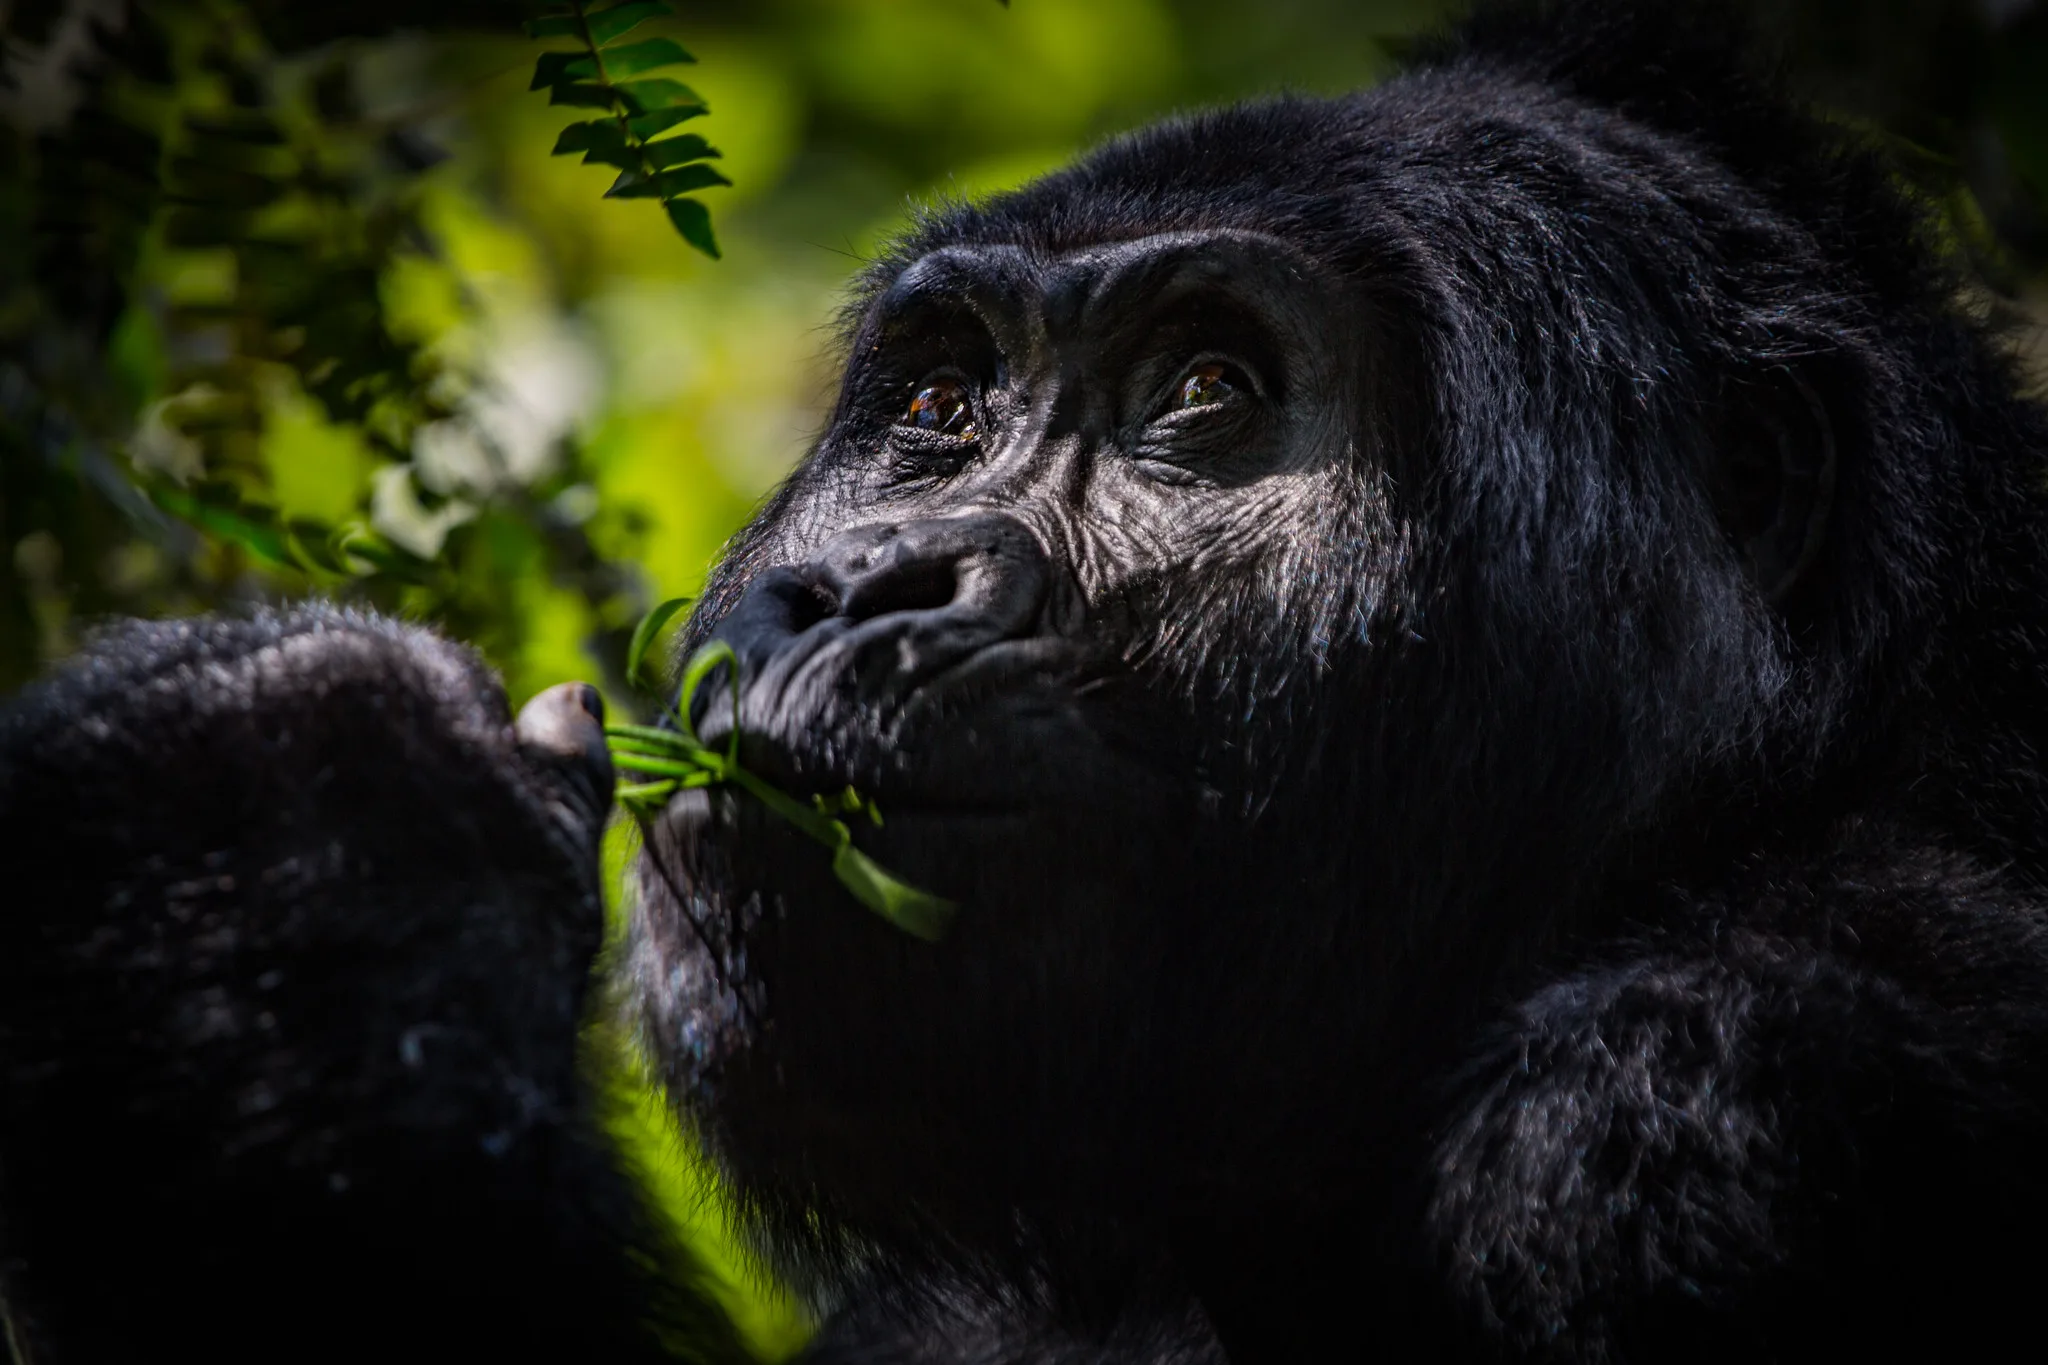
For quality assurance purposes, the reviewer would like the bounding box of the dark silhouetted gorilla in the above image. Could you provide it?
[8,3,2048,1362]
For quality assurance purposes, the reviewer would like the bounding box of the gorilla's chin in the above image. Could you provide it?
[638,700,1217,1240]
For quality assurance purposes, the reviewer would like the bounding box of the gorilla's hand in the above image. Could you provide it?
[0,607,733,1363]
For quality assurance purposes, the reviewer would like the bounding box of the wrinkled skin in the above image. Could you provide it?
[10,5,2048,1365]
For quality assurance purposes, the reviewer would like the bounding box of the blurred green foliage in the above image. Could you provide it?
[5,0,2048,1356]
[0,0,1448,710]
[526,3,729,257]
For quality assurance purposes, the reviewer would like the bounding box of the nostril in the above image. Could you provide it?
[796,581,839,632]
[845,556,958,621]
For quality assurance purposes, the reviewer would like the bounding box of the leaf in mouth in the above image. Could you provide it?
[605,604,959,940]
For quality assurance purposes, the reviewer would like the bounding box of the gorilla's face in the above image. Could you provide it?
[700,232,1373,810]
[637,229,1402,1230]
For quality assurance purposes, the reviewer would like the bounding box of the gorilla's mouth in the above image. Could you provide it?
[707,645,1091,808]
[677,513,1140,819]
[636,571,1186,1015]
[668,640,1132,934]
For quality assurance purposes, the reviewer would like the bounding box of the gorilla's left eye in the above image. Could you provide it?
[1178,363,1237,408]
[903,378,978,439]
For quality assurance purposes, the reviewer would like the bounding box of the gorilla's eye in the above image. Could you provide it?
[904,379,978,439]
[1178,363,1238,409]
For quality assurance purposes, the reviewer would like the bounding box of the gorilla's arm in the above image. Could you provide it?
[1427,840,2048,1364]
[0,607,747,1364]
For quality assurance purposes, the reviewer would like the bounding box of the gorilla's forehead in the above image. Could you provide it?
[857,66,1804,351]
[865,97,1383,281]
[868,229,1340,361]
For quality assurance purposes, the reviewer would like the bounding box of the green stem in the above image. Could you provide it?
[726,765,849,851]
[604,723,724,768]
[613,752,713,779]
[607,636,955,937]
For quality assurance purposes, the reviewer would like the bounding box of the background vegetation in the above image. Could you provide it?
[5,0,2048,1355]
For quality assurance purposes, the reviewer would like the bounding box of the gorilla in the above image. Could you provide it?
[7,3,2048,1362]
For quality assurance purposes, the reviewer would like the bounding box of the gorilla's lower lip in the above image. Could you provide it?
[854,802,1032,823]
[718,788,1033,851]
[657,752,1157,919]
[719,727,1040,816]
[708,671,1103,813]
[915,635,1078,700]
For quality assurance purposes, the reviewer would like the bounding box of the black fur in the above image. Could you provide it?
[7,3,2048,1362]
[0,608,748,1362]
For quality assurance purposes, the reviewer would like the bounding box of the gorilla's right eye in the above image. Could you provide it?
[902,379,978,440]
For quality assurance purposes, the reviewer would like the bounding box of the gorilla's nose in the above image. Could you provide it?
[705,514,1055,730]
[814,515,1049,632]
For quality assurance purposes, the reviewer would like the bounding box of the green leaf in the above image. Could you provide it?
[830,844,959,941]
[161,207,250,247]
[626,595,693,686]
[588,0,672,45]
[627,105,707,139]
[523,14,582,37]
[644,133,719,168]
[551,119,630,158]
[657,163,731,193]
[549,83,620,110]
[676,638,740,759]
[604,169,652,197]
[284,518,353,574]
[607,163,731,199]
[168,155,281,208]
[663,197,720,257]
[533,50,611,89]
[146,483,295,570]
[582,146,644,172]
[595,37,695,76]
[614,78,703,114]
[567,126,645,172]
[183,110,285,145]
[330,524,436,583]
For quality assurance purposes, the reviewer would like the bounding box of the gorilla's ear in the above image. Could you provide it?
[1706,368,1838,604]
